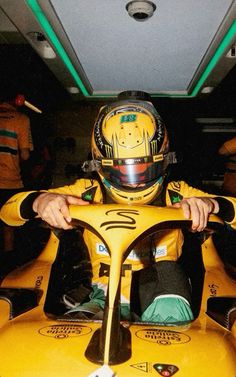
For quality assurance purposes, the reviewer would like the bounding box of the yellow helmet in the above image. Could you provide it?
[88,94,176,205]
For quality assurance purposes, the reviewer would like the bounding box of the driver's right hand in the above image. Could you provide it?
[32,192,89,229]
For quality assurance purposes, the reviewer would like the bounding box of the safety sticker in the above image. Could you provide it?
[153,363,179,376]
[130,362,150,373]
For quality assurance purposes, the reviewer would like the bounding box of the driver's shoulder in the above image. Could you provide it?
[72,178,103,203]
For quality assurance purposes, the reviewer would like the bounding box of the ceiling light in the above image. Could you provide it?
[201,86,214,94]
[67,86,80,94]
[27,32,56,59]
[126,1,156,22]
[226,43,236,58]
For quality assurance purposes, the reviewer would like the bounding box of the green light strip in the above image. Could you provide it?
[27,0,90,96]
[27,0,236,98]
[191,19,236,97]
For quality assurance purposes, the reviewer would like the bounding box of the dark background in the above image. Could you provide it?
[0,43,236,189]
[0,43,236,280]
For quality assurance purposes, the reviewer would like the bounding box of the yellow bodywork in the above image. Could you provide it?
[0,204,235,376]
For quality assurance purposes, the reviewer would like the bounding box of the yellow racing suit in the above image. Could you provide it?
[1,179,236,322]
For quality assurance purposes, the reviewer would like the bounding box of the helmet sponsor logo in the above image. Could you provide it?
[136,329,190,345]
[102,159,114,166]
[120,114,137,123]
[39,324,92,339]
[105,144,113,158]
[153,154,164,162]
[151,140,158,155]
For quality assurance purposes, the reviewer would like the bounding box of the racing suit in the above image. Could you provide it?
[1,178,236,322]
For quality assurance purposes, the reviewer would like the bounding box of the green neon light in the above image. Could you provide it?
[27,0,236,98]
[191,19,236,97]
[27,0,89,96]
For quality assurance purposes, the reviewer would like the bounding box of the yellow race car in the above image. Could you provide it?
[0,204,235,377]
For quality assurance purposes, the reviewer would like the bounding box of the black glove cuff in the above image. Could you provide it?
[214,197,235,223]
[20,192,42,219]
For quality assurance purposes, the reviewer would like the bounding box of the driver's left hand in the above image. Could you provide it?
[173,197,219,232]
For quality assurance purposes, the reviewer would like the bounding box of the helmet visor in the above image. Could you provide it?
[100,155,165,186]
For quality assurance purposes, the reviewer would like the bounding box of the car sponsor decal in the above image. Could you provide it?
[38,324,92,339]
[135,328,190,345]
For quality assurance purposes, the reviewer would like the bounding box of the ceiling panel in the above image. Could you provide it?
[0,0,236,100]
[46,0,235,94]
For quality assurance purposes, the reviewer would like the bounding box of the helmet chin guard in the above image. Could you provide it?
[101,174,165,205]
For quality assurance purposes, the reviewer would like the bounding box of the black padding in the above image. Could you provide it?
[44,229,92,316]
[207,296,236,330]
[130,260,192,317]
[117,90,151,101]
[0,288,40,319]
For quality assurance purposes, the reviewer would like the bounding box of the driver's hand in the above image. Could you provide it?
[173,197,219,232]
[33,193,89,229]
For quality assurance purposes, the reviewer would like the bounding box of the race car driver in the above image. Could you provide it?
[1,92,236,324]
